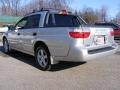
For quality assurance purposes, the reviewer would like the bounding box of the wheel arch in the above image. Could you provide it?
[34,41,50,55]
[34,41,59,65]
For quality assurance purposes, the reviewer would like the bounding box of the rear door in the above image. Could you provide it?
[21,14,41,54]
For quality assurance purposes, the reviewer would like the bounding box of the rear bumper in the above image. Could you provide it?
[114,36,120,40]
[62,43,118,62]
[82,46,117,61]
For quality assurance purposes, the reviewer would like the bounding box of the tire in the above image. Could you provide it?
[35,46,51,71]
[3,38,10,53]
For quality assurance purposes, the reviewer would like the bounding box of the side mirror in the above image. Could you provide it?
[16,26,22,29]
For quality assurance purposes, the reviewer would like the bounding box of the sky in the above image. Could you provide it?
[70,0,120,18]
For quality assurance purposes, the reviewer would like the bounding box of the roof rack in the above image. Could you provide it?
[25,8,72,16]
[31,8,62,13]
[32,8,72,13]
[40,8,66,11]
[31,8,48,13]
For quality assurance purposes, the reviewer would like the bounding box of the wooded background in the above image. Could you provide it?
[0,0,120,24]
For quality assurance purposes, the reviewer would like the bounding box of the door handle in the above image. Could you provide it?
[33,33,37,36]
[17,33,20,35]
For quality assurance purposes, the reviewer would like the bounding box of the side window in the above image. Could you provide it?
[25,14,40,29]
[15,17,28,29]
[45,14,54,27]
[54,14,73,27]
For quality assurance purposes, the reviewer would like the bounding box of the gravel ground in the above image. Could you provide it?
[0,42,120,90]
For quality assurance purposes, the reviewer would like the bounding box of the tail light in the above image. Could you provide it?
[69,32,90,38]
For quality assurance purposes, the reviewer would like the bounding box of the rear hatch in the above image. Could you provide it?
[81,25,115,49]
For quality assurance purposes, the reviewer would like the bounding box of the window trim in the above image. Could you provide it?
[15,14,41,30]
[44,13,55,27]
[15,17,28,30]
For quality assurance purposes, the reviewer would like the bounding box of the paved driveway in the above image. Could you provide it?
[0,42,120,90]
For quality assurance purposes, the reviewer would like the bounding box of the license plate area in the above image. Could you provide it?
[94,35,105,45]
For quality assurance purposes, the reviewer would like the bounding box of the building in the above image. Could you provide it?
[0,15,22,26]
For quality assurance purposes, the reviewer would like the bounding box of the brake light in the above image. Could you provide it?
[110,31,114,36]
[59,10,68,15]
[69,32,90,38]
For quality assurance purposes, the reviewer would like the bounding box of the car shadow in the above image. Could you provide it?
[50,61,86,71]
[0,45,86,71]
[115,51,120,55]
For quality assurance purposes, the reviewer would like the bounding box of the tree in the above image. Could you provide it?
[74,6,109,24]
[79,7,98,24]
[98,6,108,22]
[49,0,67,9]
[11,0,21,16]
[113,12,120,24]
[19,0,71,16]
[0,0,21,16]
[0,0,71,16]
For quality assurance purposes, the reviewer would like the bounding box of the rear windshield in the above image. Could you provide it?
[46,14,86,27]
[54,14,80,27]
